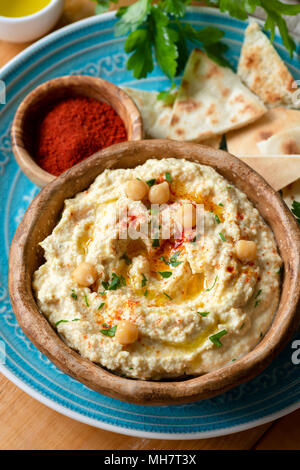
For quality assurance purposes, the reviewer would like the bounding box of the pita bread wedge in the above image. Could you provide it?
[282,178,300,209]
[257,127,300,155]
[122,87,173,139]
[226,108,300,156]
[238,22,299,108]
[123,86,222,148]
[167,49,266,141]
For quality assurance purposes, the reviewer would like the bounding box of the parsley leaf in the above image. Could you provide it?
[165,172,172,183]
[100,325,118,337]
[121,253,132,265]
[71,289,77,300]
[152,5,179,80]
[159,271,172,278]
[160,251,183,267]
[163,292,173,300]
[161,0,188,18]
[198,311,210,317]
[219,232,226,242]
[98,302,105,310]
[291,201,300,224]
[115,0,151,36]
[92,0,118,14]
[152,238,160,247]
[209,329,228,347]
[146,178,156,187]
[125,28,154,78]
[84,295,89,307]
[157,90,177,106]
[141,273,147,287]
[206,275,218,292]
[215,214,221,224]
[109,273,126,290]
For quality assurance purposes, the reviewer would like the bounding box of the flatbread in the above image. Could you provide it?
[226,108,300,156]
[167,49,266,141]
[122,87,172,139]
[257,127,300,155]
[240,156,300,190]
[238,21,299,108]
[123,86,222,148]
[282,178,300,209]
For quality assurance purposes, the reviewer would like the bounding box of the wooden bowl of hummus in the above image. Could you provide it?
[8,140,300,405]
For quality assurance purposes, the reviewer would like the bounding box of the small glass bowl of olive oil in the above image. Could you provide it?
[0,0,63,43]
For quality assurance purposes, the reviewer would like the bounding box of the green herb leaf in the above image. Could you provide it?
[158,271,172,278]
[84,295,89,307]
[152,5,179,80]
[291,201,300,224]
[71,289,77,300]
[121,253,132,265]
[114,0,151,36]
[219,232,226,242]
[98,302,105,310]
[72,318,81,322]
[152,238,160,247]
[126,28,154,79]
[215,214,220,224]
[55,320,69,326]
[209,329,228,347]
[161,0,188,18]
[198,311,210,317]
[102,281,109,290]
[206,275,218,292]
[108,273,126,290]
[144,289,148,296]
[165,172,172,183]
[92,0,118,15]
[141,273,147,287]
[157,90,177,106]
[169,251,183,267]
[100,325,118,337]
[163,292,173,300]
[146,178,156,187]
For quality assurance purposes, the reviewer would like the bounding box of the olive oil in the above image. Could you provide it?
[0,0,51,17]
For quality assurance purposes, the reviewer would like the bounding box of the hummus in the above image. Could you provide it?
[33,158,282,380]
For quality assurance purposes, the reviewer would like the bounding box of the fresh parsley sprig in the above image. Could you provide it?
[291,200,300,224]
[93,0,300,85]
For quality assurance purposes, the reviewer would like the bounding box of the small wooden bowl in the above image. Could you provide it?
[11,75,143,188]
[9,140,300,406]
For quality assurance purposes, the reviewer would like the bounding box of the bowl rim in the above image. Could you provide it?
[8,140,300,405]
[10,75,143,187]
[0,0,62,22]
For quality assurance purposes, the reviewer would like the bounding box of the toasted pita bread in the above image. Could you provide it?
[240,156,300,190]
[167,49,266,141]
[282,177,300,209]
[238,22,299,108]
[123,86,222,148]
[257,127,300,155]
[122,87,172,139]
[226,108,300,156]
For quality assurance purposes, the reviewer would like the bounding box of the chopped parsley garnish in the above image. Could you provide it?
[190,234,201,245]
[98,302,105,310]
[198,312,210,317]
[160,251,182,267]
[209,329,228,347]
[144,289,148,297]
[100,325,117,337]
[55,320,69,326]
[121,253,132,265]
[232,358,236,362]
[218,203,224,207]
[254,289,262,308]
[84,295,89,307]
[291,200,300,224]
[55,318,80,326]
[206,276,218,292]
[152,238,160,247]
[227,185,233,190]
[146,179,156,187]
[141,273,147,287]
[219,232,226,242]
[215,214,220,224]
[102,281,109,290]
[165,172,172,183]
[71,289,77,300]
[158,271,172,279]
[109,273,126,290]
[276,266,283,275]
[163,292,173,300]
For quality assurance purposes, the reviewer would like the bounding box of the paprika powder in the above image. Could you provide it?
[35,96,127,176]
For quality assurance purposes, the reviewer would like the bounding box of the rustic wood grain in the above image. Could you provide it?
[0,0,299,451]
[0,374,273,450]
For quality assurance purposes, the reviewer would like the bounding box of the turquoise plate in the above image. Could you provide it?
[0,7,299,439]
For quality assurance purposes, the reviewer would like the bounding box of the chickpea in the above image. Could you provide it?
[176,204,196,229]
[72,262,98,287]
[115,320,139,345]
[235,240,257,262]
[125,179,149,201]
[149,181,170,204]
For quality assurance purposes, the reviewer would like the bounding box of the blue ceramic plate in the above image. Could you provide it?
[0,7,299,439]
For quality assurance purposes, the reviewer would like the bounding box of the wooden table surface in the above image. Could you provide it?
[0,0,299,450]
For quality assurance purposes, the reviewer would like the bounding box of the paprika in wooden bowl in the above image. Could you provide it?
[11,75,143,187]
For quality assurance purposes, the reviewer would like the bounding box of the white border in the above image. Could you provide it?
[0,6,299,440]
